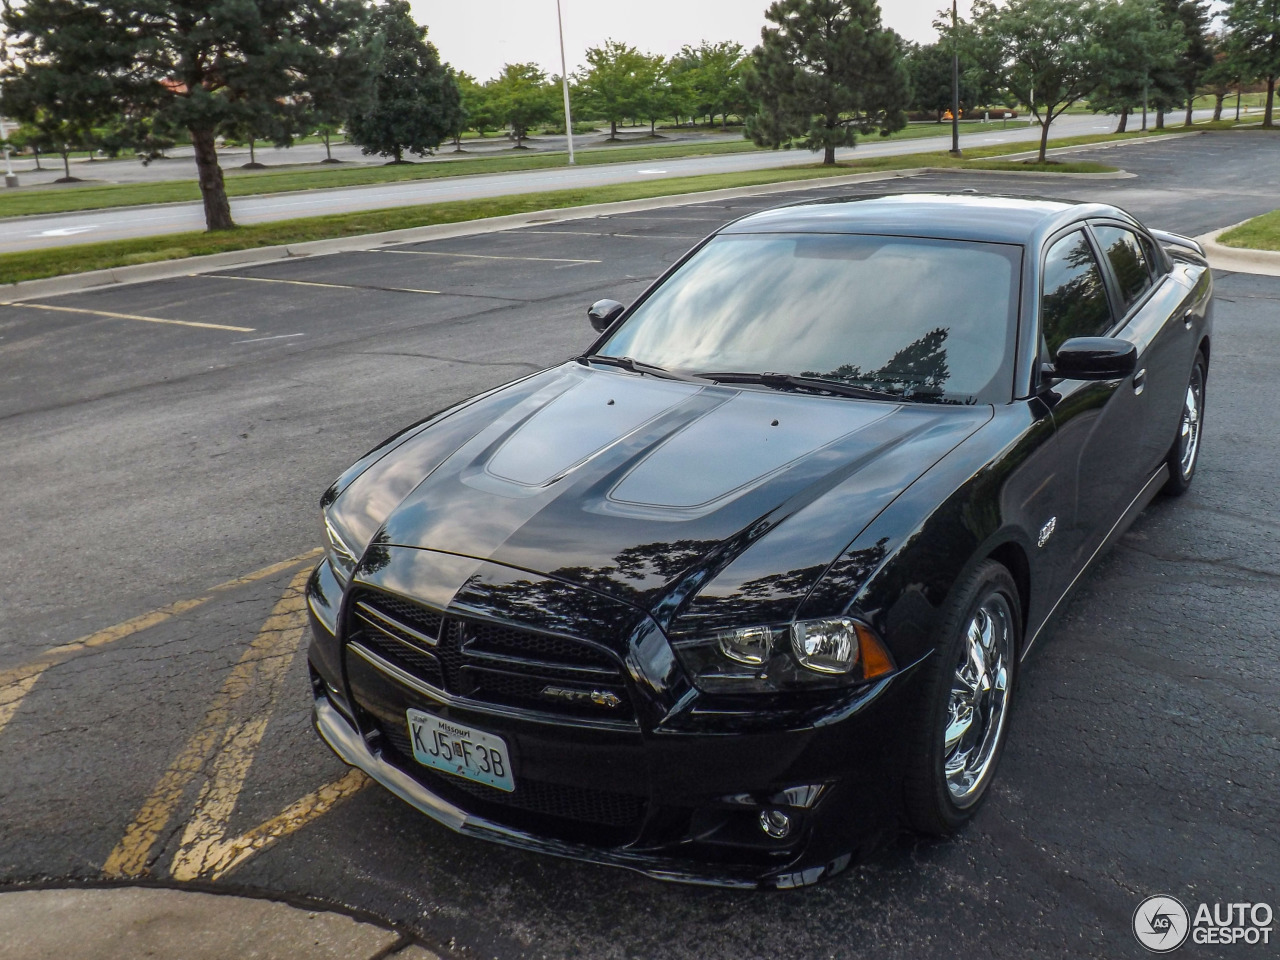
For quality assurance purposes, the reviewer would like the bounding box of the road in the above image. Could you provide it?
[0,112,1209,255]
[1,132,1277,959]
[1,126,745,187]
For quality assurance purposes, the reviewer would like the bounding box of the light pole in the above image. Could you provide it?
[949,0,962,157]
[555,0,575,164]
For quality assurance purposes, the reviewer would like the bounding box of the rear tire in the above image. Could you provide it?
[1162,350,1207,497]
[903,560,1021,836]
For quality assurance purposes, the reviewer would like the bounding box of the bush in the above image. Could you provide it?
[539,120,600,135]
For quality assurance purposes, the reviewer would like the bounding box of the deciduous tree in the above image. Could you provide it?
[672,41,748,128]
[488,63,556,147]
[970,0,1109,162]
[578,40,650,139]
[746,0,908,165]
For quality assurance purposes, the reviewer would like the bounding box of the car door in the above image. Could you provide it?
[1089,221,1193,477]
[1035,227,1150,574]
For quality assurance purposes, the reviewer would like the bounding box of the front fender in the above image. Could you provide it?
[799,402,1052,668]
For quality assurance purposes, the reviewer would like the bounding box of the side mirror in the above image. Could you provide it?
[588,299,625,333]
[1044,337,1138,382]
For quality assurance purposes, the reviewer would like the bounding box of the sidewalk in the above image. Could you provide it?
[0,886,439,960]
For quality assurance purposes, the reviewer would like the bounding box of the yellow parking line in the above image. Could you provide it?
[182,770,369,882]
[0,673,42,738]
[206,275,441,296]
[378,249,600,264]
[2,301,255,333]
[104,568,312,879]
[169,717,272,881]
[0,549,319,743]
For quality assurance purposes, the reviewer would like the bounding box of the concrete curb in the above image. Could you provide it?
[0,885,439,960]
[2,132,1168,304]
[1196,220,1280,277]
[918,166,1135,179]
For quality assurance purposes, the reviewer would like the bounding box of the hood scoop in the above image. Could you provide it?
[608,391,892,511]
[485,371,701,487]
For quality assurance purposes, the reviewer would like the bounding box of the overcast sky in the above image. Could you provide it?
[409,1,972,82]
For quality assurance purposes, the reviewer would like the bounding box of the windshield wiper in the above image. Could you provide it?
[576,354,707,382]
[697,371,899,401]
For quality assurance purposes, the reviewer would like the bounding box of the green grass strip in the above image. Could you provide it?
[0,143,1129,286]
[1217,209,1280,251]
[0,119,1036,220]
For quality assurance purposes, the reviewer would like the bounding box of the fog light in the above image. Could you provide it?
[759,809,792,839]
[717,625,773,665]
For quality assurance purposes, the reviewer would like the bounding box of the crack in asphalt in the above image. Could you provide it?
[354,351,542,371]
[1115,541,1280,582]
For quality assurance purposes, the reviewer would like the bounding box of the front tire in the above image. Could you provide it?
[903,560,1021,836]
[1162,350,1207,496]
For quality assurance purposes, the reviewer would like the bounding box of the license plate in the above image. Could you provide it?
[406,708,514,792]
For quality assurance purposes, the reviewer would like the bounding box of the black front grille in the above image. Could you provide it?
[358,629,445,689]
[378,721,645,830]
[347,589,634,721]
[467,620,617,670]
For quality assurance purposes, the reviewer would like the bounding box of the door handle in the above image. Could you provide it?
[1133,368,1147,395]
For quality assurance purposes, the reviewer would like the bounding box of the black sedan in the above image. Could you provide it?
[305,194,1212,888]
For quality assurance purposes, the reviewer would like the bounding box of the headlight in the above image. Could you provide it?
[672,617,895,694]
[322,513,358,586]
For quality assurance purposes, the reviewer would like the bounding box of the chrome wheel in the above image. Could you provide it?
[943,593,1013,807]
[1177,373,1204,479]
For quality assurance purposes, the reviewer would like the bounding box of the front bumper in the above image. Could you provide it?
[307,555,919,889]
[311,681,907,889]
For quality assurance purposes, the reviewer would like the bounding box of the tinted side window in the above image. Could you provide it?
[1041,230,1114,356]
[1139,233,1167,277]
[1093,225,1153,310]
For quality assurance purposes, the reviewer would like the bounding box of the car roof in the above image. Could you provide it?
[718,193,1129,245]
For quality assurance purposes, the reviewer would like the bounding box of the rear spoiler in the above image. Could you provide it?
[1149,228,1207,265]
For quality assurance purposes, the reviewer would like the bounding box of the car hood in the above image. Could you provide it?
[332,363,992,625]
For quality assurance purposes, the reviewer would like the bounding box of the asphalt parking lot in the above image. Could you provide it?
[1,131,1277,959]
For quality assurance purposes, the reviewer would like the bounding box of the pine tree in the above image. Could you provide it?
[346,1,463,163]
[1227,0,1280,127]
[1091,0,1183,133]
[1166,1,1215,125]
[1,0,371,231]
[746,0,908,166]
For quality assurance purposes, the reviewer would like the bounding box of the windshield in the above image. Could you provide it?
[598,233,1022,404]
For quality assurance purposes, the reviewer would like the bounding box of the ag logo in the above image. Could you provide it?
[1134,895,1191,953]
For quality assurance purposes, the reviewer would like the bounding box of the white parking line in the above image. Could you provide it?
[232,333,305,344]
[377,249,600,264]
[205,275,441,296]
[2,302,254,333]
